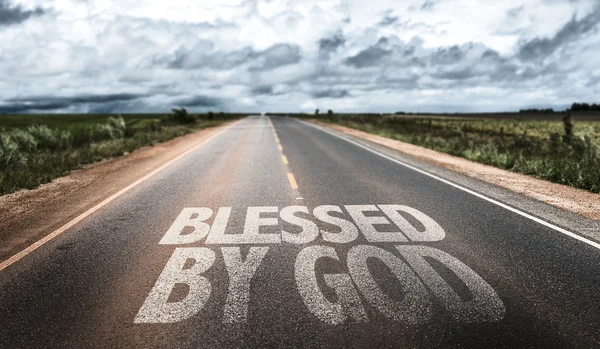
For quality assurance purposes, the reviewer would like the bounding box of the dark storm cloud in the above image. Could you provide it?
[0,93,146,113]
[430,46,522,83]
[87,100,151,114]
[379,14,398,26]
[421,1,437,11]
[430,45,467,65]
[585,75,600,87]
[482,49,500,59]
[0,0,45,26]
[171,95,222,108]
[0,101,67,113]
[518,6,600,60]
[344,38,392,68]
[251,85,273,95]
[318,32,345,59]
[214,47,256,70]
[311,89,350,99]
[506,5,524,18]
[168,43,301,71]
[169,46,256,70]
[248,44,302,71]
[0,93,146,114]
[374,73,420,89]
[434,68,476,80]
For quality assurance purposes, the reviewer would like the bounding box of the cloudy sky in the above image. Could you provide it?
[0,0,599,113]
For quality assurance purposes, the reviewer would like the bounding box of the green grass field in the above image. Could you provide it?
[297,114,600,194]
[0,114,162,131]
[0,112,242,195]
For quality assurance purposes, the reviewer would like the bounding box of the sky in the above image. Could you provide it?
[0,0,599,114]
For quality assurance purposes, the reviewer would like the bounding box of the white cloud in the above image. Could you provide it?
[0,0,599,113]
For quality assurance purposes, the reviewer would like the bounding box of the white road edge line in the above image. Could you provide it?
[299,119,600,251]
[0,120,241,272]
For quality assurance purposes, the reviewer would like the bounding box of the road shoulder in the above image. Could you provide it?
[304,119,600,242]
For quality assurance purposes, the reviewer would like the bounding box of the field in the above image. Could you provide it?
[0,114,162,130]
[296,113,600,194]
[0,112,243,195]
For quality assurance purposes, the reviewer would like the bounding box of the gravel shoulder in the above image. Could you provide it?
[312,121,600,221]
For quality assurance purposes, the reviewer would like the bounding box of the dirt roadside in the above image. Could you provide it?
[0,121,237,261]
[312,121,600,221]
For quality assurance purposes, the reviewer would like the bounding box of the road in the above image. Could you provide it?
[1,115,599,348]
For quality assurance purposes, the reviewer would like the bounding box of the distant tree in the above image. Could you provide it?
[327,109,334,116]
[315,109,320,116]
[170,107,197,124]
[207,111,214,120]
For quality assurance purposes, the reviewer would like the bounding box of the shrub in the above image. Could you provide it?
[72,128,95,147]
[160,114,171,124]
[93,124,116,141]
[563,114,573,143]
[92,116,127,141]
[0,134,26,170]
[108,116,126,137]
[147,120,163,132]
[173,108,197,124]
[56,130,72,149]
[161,108,198,124]
[27,125,58,149]
[10,129,38,152]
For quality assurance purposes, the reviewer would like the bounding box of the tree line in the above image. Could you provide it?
[570,103,600,112]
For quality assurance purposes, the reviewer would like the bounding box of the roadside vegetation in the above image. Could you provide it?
[298,112,600,194]
[0,109,241,195]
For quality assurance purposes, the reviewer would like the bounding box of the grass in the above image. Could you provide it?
[297,114,600,194]
[0,112,242,195]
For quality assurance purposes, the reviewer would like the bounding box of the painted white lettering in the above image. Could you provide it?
[397,246,505,322]
[347,245,431,324]
[281,206,319,244]
[295,246,367,324]
[207,207,280,245]
[313,205,359,244]
[240,206,281,244]
[346,205,408,242]
[379,205,445,242]
[205,207,233,244]
[134,247,215,323]
[222,247,269,323]
[159,208,213,245]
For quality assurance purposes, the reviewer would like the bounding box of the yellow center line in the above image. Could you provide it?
[287,173,298,189]
[270,119,299,192]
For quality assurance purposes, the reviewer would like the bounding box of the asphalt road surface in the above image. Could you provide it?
[1,116,599,348]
